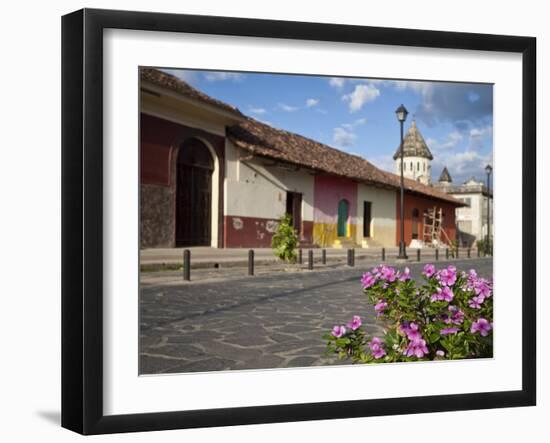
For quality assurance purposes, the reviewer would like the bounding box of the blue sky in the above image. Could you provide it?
[162,68,493,185]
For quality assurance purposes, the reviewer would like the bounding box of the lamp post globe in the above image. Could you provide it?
[396,104,409,260]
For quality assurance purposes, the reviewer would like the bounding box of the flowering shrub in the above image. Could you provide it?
[324,264,493,363]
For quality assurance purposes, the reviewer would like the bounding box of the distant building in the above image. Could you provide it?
[434,172,493,247]
[139,68,463,249]
[393,120,434,185]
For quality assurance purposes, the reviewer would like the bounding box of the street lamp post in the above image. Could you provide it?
[396,104,409,260]
[485,164,493,255]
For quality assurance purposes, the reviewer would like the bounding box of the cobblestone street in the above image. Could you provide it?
[140,258,493,374]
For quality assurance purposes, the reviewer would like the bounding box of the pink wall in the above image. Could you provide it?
[313,174,358,223]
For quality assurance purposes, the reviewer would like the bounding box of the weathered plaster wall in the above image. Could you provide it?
[313,174,358,247]
[224,140,315,247]
[140,112,225,248]
[396,193,458,247]
[356,184,396,247]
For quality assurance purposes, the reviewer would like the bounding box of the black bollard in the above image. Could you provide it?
[298,248,303,264]
[308,250,314,270]
[183,249,191,281]
[347,248,355,267]
[456,247,459,259]
[248,249,254,276]
[467,248,471,258]
[446,248,449,260]
[322,249,326,265]
[417,249,421,262]
[382,247,386,262]
[435,248,439,261]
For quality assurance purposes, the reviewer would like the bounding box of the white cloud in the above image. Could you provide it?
[426,131,463,152]
[329,77,346,89]
[332,127,357,148]
[342,83,380,112]
[278,103,299,112]
[306,98,320,108]
[469,125,493,148]
[249,107,267,115]
[203,72,244,82]
[341,118,367,131]
[370,155,395,173]
[393,80,434,96]
[433,149,492,184]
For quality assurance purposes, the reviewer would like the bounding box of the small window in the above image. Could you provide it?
[423,163,426,171]
[417,162,420,171]
[410,161,413,171]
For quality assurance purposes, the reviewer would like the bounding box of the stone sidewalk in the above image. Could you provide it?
[139,258,493,374]
[140,246,481,271]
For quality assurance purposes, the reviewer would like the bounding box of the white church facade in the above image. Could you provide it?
[394,120,433,186]
[394,120,493,249]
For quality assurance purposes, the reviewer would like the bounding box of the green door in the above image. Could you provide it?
[337,199,349,237]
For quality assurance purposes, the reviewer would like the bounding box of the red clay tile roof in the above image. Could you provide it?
[142,68,463,207]
[228,118,396,188]
[140,67,245,119]
[229,118,463,206]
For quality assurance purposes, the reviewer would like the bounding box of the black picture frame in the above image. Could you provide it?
[61,8,536,435]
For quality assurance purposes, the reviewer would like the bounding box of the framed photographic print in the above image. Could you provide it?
[61,8,536,435]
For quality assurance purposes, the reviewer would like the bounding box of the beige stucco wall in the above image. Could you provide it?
[356,184,396,247]
[224,140,315,221]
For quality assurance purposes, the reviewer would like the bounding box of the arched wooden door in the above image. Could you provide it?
[176,139,214,247]
[337,199,349,237]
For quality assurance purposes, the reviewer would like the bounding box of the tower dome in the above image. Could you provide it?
[393,119,433,185]
[439,166,452,183]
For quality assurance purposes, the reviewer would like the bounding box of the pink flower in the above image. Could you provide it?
[440,327,459,335]
[346,315,362,331]
[443,306,464,325]
[368,337,386,359]
[436,350,445,357]
[361,272,376,289]
[380,265,397,282]
[374,300,388,316]
[404,338,429,358]
[423,263,436,278]
[398,267,411,281]
[468,295,485,309]
[431,286,454,303]
[400,322,422,341]
[471,318,492,336]
[438,265,457,286]
[331,325,346,338]
[474,279,492,298]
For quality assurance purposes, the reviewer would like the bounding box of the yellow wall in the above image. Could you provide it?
[313,223,357,247]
